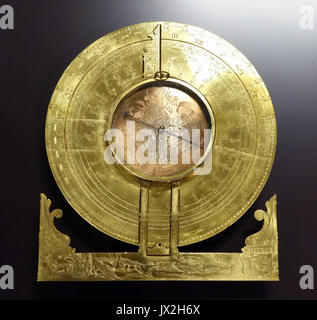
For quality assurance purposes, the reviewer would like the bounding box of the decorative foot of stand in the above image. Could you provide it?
[37,194,279,281]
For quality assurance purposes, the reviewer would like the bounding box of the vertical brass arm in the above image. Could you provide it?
[170,181,180,255]
[138,180,149,256]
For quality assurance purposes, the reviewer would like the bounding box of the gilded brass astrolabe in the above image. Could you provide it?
[45,21,276,251]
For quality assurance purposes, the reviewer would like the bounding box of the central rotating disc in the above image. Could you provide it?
[111,81,212,180]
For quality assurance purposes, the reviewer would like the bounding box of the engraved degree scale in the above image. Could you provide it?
[39,22,278,281]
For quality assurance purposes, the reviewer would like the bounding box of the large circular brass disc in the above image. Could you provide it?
[46,22,276,246]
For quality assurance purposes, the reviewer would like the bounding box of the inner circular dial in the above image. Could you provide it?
[111,84,211,179]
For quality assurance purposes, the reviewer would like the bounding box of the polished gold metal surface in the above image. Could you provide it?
[45,21,277,249]
[38,193,279,281]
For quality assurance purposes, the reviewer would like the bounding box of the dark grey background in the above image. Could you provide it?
[0,0,316,300]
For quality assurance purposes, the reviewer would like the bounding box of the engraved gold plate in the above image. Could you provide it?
[39,21,278,281]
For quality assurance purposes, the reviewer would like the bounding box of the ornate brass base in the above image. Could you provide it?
[37,194,278,281]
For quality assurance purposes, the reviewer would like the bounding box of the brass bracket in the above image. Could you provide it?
[37,193,279,281]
